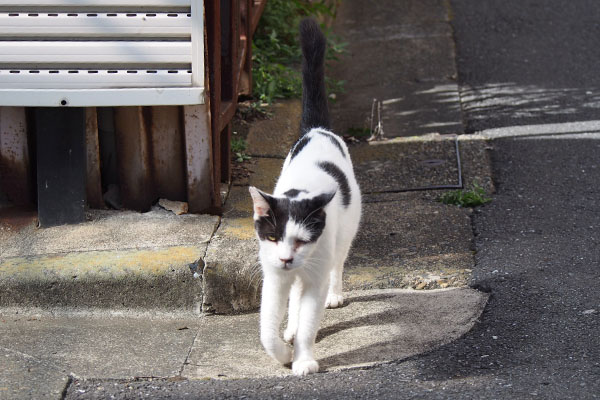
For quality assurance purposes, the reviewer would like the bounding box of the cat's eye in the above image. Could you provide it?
[266,235,277,242]
[295,239,308,247]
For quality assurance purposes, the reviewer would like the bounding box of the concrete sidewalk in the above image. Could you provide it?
[0,101,492,314]
[1,288,488,399]
[0,102,493,399]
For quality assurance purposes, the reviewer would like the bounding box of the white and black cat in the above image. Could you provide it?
[249,19,361,376]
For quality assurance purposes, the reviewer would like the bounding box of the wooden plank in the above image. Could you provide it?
[220,123,231,184]
[113,106,155,211]
[35,107,86,227]
[218,100,235,132]
[85,107,105,209]
[0,41,191,65]
[183,104,215,213]
[250,0,266,34]
[0,13,191,38]
[149,106,186,201]
[0,106,32,206]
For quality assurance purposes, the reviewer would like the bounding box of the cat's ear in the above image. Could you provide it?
[249,186,272,218]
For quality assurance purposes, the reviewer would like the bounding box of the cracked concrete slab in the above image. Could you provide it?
[351,139,461,192]
[0,346,69,400]
[183,288,488,379]
[0,209,217,311]
[346,193,474,290]
[329,0,461,137]
[245,101,301,159]
[0,313,201,382]
[0,208,218,259]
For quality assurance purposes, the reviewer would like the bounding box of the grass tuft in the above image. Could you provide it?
[439,183,491,207]
[252,0,346,104]
[231,137,251,163]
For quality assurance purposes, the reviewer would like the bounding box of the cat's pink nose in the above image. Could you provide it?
[279,257,293,265]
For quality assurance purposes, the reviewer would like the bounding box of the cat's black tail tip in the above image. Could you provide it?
[299,18,326,63]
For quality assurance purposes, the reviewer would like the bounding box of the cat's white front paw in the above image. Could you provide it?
[262,338,293,365]
[272,344,293,365]
[325,292,344,308]
[283,327,296,344]
[292,359,319,376]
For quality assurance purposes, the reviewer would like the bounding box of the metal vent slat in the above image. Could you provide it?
[0,41,191,66]
[0,13,191,38]
[0,1,191,7]
[0,0,204,107]
[0,69,192,89]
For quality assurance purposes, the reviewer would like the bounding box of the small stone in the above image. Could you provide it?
[158,198,189,215]
[582,309,596,315]
[439,282,450,288]
[415,282,427,290]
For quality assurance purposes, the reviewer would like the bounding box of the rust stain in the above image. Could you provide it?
[221,217,256,240]
[114,106,155,211]
[85,107,104,209]
[0,106,33,206]
[0,246,203,277]
[0,206,37,231]
[149,106,186,201]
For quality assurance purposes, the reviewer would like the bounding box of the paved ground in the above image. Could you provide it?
[452,0,600,132]
[3,0,600,398]
[57,133,600,400]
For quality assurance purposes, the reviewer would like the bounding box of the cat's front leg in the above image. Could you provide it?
[284,277,302,344]
[292,283,327,376]
[260,274,293,365]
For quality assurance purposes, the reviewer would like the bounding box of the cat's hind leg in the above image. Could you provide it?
[325,227,355,308]
[325,259,344,308]
[326,202,360,308]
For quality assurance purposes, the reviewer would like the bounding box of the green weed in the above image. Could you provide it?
[252,0,346,104]
[439,183,491,207]
[346,126,371,138]
[231,137,252,163]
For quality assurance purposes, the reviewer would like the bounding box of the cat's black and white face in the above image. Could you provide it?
[249,186,334,271]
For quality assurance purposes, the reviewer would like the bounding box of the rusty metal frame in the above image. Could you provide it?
[0,0,266,217]
[205,0,266,212]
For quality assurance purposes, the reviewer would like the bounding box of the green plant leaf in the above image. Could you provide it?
[439,183,491,207]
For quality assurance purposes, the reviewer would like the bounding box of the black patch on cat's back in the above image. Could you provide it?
[318,161,351,207]
[290,135,311,160]
[316,130,347,159]
[284,188,308,198]
[290,131,347,161]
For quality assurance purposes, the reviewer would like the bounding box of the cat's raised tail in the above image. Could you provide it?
[299,18,330,134]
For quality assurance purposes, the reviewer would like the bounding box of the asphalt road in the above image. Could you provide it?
[66,0,600,398]
[452,0,600,132]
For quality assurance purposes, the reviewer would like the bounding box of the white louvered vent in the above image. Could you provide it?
[0,1,204,106]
